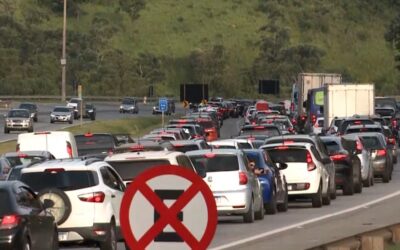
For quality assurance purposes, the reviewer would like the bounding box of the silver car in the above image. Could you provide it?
[50,106,74,124]
[187,149,264,223]
[4,109,33,133]
[119,97,139,114]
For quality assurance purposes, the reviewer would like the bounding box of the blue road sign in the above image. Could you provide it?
[159,98,168,112]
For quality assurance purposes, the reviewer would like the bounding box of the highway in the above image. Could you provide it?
[2,102,400,250]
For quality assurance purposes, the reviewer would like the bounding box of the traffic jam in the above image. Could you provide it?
[0,73,399,249]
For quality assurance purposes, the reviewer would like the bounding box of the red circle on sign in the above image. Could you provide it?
[120,165,217,250]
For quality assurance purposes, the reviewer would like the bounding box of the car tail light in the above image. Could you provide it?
[275,146,288,150]
[66,142,73,158]
[78,192,105,203]
[108,148,114,156]
[239,172,248,185]
[392,119,397,128]
[204,152,216,158]
[18,153,28,158]
[330,154,347,161]
[388,137,396,145]
[376,149,386,157]
[354,121,362,125]
[301,115,306,121]
[306,152,316,171]
[45,168,65,173]
[284,140,294,144]
[356,140,363,152]
[290,102,295,112]
[311,115,316,125]
[1,215,20,228]
[84,132,93,137]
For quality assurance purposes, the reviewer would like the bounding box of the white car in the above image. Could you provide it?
[262,142,331,208]
[312,117,324,135]
[209,139,253,150]
[187,149,264,223]
[19,158,126,249]
[105,150,199,185]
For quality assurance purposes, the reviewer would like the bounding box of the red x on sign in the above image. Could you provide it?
[120,165,217,250]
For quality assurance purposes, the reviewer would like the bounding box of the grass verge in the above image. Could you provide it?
[0,116,167,154]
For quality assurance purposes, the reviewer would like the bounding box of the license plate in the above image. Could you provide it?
[58,232,68,241]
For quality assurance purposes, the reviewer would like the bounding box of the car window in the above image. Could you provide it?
[310,146,322,162]
[360,136,382,150]
[21,170,98,191]
[16,186,41,210]
[238,142,252,149]
[176,155,195,171]
[100,167,124,191]
[173,144,199,153]
[266,148,307,163]
[189,154,239,172]
[322,140,341,154]
[107,160,169,181]
[0,189,13,215]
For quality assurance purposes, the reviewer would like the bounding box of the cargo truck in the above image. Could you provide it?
[291,73,342,132]
[323,83,375,130]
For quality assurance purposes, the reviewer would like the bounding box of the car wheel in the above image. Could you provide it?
[354,166,362,194]
[343,175,355,195]
[69,119,73,124]
[50,120,54,124]
[34,117,38,122]
[28,127,33,133]
[52,228,59,250]
[254,195,264,220]
[330,181,337,200]
[382,168,390,183]
[243,198,255,223]
[100,221,117,250]
[311,183,323,208]
[277,189,288,212]
[91,115,95,121]
[38,188,72,226]
[322,182,331,206]
[4,128,9,134]
[22,236,31,250]
[363,169,372,187]
[265,189,277,215]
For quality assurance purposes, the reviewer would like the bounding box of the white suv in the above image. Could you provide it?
[105,150,199,185]
[18,158,126,249]
[262,142,331,208]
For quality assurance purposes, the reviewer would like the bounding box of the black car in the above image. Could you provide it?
[0,181,58,250]
[321,136,362,196]
[18,103,38,122]
[84,103,96,120]
[337,117,375,135]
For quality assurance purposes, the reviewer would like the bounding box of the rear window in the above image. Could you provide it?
[322,140,341,154]
[334,119,343,127]
[345,127,382,134]
[173,144,200,153]
[241,128,280,136]
[188,154,239,172]
[199,121,214,129]
[6,156,46,168]
[317,119,324,127]
[75,135,116,155]
[265,148,307,162]
[360,136,383,150]
[340,120,374,133]
[0,190,13,215]
[238,142,252,149]
[20,170,97,192]
[107,160,169,181]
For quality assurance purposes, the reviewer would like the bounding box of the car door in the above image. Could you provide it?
[100,167,125,228]
[264,151,286,202]
[241,152,262,202]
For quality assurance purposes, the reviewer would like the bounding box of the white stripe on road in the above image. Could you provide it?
[210,189,400,250]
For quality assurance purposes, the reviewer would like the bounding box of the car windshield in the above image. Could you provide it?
[0,190,13,215]
[8,110,29,118]
[107,160,169,181]
[360,136,383,150]
[69,99,80,104]
[53,107,70,112]
[19,104,34,110]
[266,148,307,163]
[122,99,134,105]
[6,155,46,168]
[75,134,116,156]
[21,171,97,191]
[189,154,239,172]
[346,127,382,134]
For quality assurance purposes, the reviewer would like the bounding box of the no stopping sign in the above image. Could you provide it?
[120,165,217,250]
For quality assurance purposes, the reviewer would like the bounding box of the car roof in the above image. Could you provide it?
[3,151,53,157]
[170,140,202,146]
[209,139,248,145]
[347,124,382,129]
[186,149,240,156]
[105,150,185,161]
[261,142,313,149]
[20,158,104,172]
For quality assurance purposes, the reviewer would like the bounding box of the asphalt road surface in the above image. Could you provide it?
[2,103,399,250]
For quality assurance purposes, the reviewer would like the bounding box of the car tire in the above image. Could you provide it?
[363,170,372,187]
[277,189,288,212]
[91,115,95,121]
[99,221,117,250]
[4,128,9,134]
[22,236,31,250]
[343,174,355,195]
[243,198,255,223]
[254,195,264,220]
[322,183,331,206]
[50,120,54,124]
[354,167,362,194]
[265,189,277,215]
[330,182,337,200]
[382,168,390,183]
[34,117,38,122]
[28,127,33,133]
[38,188,72,226]
[311,183,323,208]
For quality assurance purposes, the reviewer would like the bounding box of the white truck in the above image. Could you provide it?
[323,83,375,130]
[293,73,342,116]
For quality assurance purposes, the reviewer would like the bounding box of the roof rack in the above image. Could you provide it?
[81,157,103,166]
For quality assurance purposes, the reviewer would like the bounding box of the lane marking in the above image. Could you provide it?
[210,189,400,250]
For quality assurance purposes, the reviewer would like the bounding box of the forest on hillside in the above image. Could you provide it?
[1,0,400,97]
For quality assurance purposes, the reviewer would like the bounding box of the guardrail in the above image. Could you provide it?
[309,224,400,250]
[0,95,175,102]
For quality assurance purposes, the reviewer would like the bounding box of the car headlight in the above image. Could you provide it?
[30,113,35,117]
[50,114,55,117]
[23,119,30,123]
[153,106,156,110]
[6,119,11,123]
[88,110,93,113]
[120,105,123,109]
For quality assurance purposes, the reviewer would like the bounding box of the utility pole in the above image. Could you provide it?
[61,0,67,102]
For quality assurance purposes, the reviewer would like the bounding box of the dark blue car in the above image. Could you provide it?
[244,149,289,214]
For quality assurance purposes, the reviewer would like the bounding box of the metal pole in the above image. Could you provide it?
[61,0,67,102]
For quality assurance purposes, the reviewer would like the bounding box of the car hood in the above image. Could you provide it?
[51,112,71,116]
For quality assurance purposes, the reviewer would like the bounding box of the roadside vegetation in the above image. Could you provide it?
[0,116,166,154]
[1,0,400,97]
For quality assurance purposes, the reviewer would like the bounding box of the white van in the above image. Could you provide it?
[17,131,78,159]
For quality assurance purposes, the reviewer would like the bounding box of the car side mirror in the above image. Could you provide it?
[42,199,55,209]
[276,162,288,170]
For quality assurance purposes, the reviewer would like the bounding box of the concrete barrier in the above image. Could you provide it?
[309,224,400,250]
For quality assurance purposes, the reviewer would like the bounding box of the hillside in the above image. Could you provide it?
[0,0,399,97]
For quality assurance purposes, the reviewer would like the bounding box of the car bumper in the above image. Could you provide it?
[51,116,71,122]
[372,159,387,174]
[213,189,251,215]
[5,125,31,130]
[287,173,320,195]
[0,228,22,249]
[334,164,352,187]
[58,223,112,243]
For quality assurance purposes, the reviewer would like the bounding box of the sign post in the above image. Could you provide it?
[120,165,217,250]
[159,97,168,128]
[78,84,83,127]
